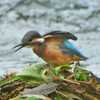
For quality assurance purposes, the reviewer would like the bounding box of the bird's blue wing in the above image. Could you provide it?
[60,40,87,60]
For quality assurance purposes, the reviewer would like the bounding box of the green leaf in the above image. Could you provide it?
[54,95,62,100]
[17,64,45,82]
[53,64,71,75]
[10,95,51,100]
[74,66,91,81]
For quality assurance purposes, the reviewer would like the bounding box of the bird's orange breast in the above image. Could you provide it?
[43,47,73,65]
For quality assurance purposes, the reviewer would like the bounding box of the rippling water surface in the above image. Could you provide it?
[0,0,100,76]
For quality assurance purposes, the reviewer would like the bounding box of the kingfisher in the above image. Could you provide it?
[14,30,87,66]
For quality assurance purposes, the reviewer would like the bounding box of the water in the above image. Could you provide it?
[0,0,100,77]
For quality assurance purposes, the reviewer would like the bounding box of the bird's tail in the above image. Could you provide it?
[80,55,88,60]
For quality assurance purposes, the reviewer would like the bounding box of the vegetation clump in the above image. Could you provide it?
[0,64,100,100]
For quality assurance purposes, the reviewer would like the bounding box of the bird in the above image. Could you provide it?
[14,30,87,66]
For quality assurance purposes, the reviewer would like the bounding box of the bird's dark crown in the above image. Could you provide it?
[22,31,41,44]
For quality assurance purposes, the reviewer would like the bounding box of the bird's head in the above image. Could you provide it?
[14,31,45,52]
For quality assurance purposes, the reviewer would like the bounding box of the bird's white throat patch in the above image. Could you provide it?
[34,38,45,43]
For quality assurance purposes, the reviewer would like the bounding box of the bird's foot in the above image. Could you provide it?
[75,61,80,66]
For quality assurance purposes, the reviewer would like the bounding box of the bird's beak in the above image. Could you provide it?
[13,38,45,52]
[13,43,28,52]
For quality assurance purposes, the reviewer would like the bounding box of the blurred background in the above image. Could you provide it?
[0,0,100,76]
